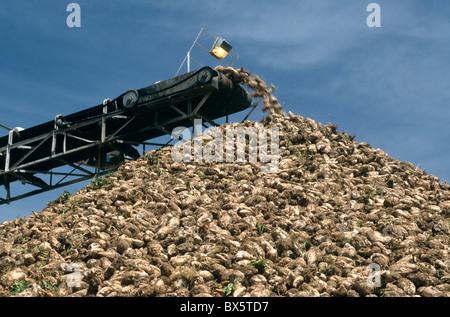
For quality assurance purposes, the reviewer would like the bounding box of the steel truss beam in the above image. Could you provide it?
[0,90,236,205]
[0,66,253,205]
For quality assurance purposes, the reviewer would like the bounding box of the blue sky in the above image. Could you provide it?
[0,0,449,223]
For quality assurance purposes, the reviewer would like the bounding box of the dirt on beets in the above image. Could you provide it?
[0,111,449,297]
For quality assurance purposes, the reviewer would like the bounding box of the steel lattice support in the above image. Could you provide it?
[0,66,253,205]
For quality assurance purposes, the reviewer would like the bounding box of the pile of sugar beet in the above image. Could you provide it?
[0,112,449,297]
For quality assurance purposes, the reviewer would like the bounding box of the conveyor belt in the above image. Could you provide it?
[0,67,252,204]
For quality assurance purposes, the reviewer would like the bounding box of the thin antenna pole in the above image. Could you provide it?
[0,123,12,132]
[187,51,190,72]
[176,28,205,76]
